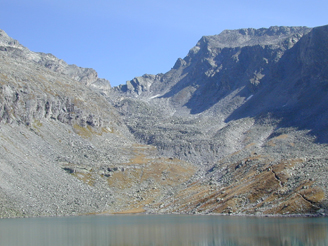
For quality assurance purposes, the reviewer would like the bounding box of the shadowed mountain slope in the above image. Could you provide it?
[226,25,328,143]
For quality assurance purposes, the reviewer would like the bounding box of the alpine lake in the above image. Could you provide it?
[0,214,327,245]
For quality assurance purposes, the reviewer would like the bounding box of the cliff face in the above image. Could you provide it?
[1,25,328,217]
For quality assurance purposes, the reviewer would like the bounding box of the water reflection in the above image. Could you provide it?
[0,215,327,245]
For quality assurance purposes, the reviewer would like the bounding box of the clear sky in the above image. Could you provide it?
[0,0,327,87]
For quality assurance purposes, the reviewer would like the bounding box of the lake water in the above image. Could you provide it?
[0,214,327,246]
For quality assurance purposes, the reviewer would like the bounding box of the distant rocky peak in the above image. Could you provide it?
[115,74,164,97]
[0,29,23,49]
[173,58,187,69]
[181,26,312,68]
[193,26,312,50]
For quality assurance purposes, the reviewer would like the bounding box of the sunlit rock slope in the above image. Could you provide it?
[0,29,195,217]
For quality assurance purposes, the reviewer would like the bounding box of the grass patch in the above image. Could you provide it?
[73,124,113,139]
[73,124,92,138]
[33,119,43,128]
[73,172,95,186]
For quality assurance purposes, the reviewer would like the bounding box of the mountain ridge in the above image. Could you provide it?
[0,29,111,90]
[114,25,314,117]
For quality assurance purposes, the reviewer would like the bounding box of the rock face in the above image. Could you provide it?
[1,25,328,218]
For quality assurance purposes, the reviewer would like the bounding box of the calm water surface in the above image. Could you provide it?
[0,214,327,246]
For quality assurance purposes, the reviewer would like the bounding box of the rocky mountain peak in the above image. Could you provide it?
[197,26,311,49]
[0,29,23,49]
[0,29,111,90]
[116,26,313,109]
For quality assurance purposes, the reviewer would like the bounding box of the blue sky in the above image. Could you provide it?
[0,0,327,86]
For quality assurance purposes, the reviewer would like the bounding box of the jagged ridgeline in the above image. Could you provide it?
[0,25,328,218]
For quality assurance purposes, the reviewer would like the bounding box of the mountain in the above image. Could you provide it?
[0,25,328,218]
[0,29,196,217]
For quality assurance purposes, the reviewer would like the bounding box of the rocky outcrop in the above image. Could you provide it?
[115,74,164,96]
[0,60,111,129]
